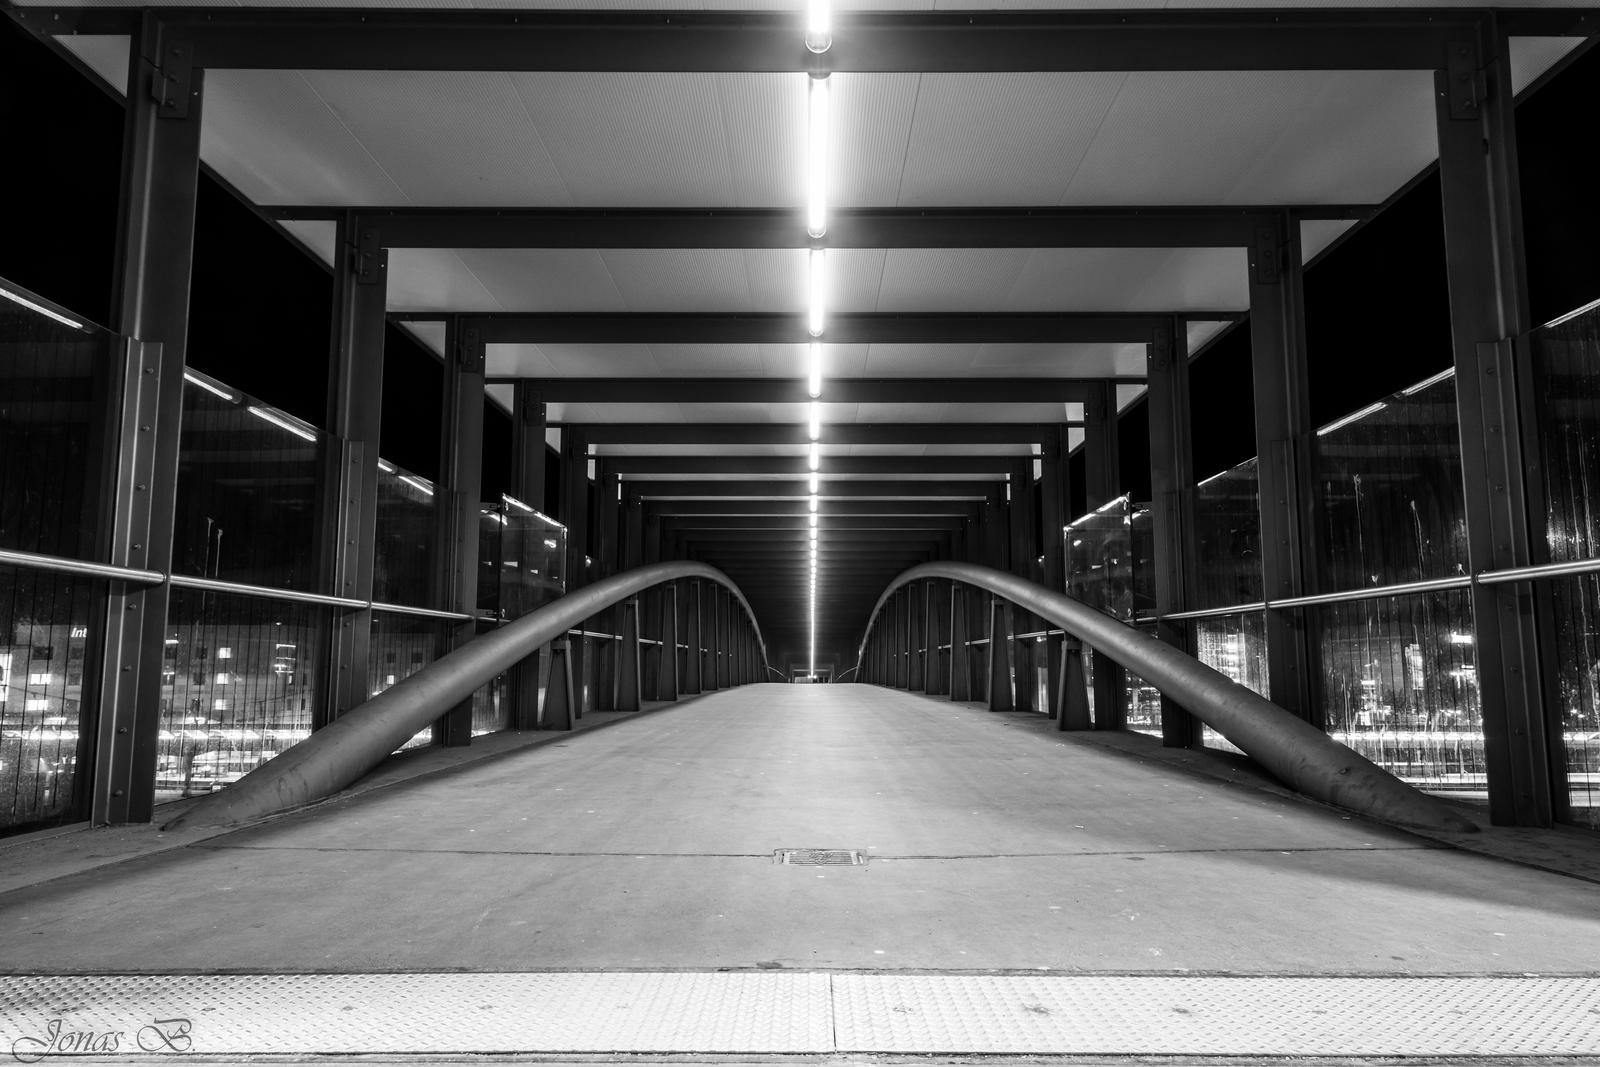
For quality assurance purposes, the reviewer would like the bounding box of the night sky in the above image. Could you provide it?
[3,19,1598,515]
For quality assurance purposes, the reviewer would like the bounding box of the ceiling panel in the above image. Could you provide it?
[386,250,501,311]
[300,70,571,205]
[486,343,561,377]
[600,249,764,311]
[1301,219,1359,264]
[400,320,449,360]
[538,344,660,376]
[486,383,515,413]
[29,0,1588,8]
[507,73,796,207]
[455,251,627,311]
[899,73,1127,205]
[873,249,1033,311]
[1186,320,1233,356]
[831,74,922,208]
[648,344,769,375]
[280,220,338,267]
[973,341,1148,376]
[1510,38,1586,93]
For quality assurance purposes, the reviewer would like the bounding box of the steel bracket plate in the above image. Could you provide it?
[1444,39,1485,121]
[150,39,193,118]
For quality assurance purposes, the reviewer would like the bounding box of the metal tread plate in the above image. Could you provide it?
[3,972,1598,1059]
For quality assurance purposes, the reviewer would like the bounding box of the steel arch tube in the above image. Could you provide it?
[167,562,766,830]
[858,562,1477,834]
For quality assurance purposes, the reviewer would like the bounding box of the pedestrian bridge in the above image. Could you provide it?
[3,682,1599,1061]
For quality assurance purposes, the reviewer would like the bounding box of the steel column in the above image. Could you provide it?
[1147,317,1199,748]
[558,429,589,718]
[949,583,971,701]
[683,580,703,693]
[1249,211,1320,725]
[90,18,207,824]
[986,597,1014,711]
[434,318,485,747]
[508,379,547,729]
[593,459,619,711]
[1435,22,1555,827]
[616,598,642,712]
[321,213,389,728]
[1083,382,1126,730]
[908,581,926,691]
[655,582,680,701]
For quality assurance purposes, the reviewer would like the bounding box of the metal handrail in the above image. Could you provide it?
[856,562,1477,835]
[1147,556,1600,623]
[166,561,769,830]
[0,547,163,585]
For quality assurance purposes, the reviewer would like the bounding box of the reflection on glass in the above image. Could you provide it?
[471,672,509,736]
[1533,302,1600,828]
[481,499,568,621]
[0,566,95,832]
[369,611,447,751]
[1065,496,1134,620]
[374,463,438,608]
[1193,613,1268,755]
[155,588,325,801]
[0,277,110,561]
[1193,459,1262,609]
[1317,590,1484,801]
[175,370,326,591]
[1313,369,1465,591]
[1123,668,1162,739]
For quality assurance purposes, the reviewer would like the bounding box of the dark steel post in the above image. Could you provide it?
[1009,459,1038,712]
[617,598,642,712]
[1249,211,1319,725]
[434,318,486,747]
[702,583,720,691]
[683,580,703,693]
[542,639,575,731]
[92,17,205,823]
[558,429,589,718]
[986,597,1014,711]
[322,214,388,726]
[1084,383,1126,730]
[1059,638,1092,731]
[1040,426,1072,719]
[655,582,680,701]
[908,581,926,691]
[1436,22,1555,827]
[1147,317,1200,748]
[508,379,546,729]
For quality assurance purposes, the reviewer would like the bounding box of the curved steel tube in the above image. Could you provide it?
[167,562,766,830]
[859,563,1477,834]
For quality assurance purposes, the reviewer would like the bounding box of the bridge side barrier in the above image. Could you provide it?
[857,562,1478,834]
[167,562,766,830]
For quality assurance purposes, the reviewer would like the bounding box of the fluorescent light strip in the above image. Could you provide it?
[808,249,827,337]
[0,285,84,330]
[808,341,823,399]
[808,473,819,493]
[806,75,830,238]
[1543,295,1600,329]
[808,401,822,441]
[805,0,831,53]
[809,513,818,527]
[1400,367,1455,396]
[809,443,820,471]
[378,460,396,473]
[1317,400,1388,437]
[247,405,317,443]
[809,494,819,512]
[183,372,235,402]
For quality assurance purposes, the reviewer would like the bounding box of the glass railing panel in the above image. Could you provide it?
[471,671,510,736]
[1192,612,1268,755]
[1312,368,1466,591]
[1065,496,1134,620]
[175,371,328,592]
[1535,300,1600,566]
[1316,588,1484,803]
[1193,458,1263,609]
[498,499,567,622]
[369,610,448,751]
[373,462,438,609]
[1532,302,1600,828]
[1547,574,1600,829]
[0,278,115,561]
[0,565,97,833]
[155,588,326,802]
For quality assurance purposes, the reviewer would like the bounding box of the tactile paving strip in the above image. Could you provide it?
[0,972,831,1056]
[833,973,1600,1057]
[3,972,1599,1059]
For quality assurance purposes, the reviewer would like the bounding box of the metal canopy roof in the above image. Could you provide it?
[23,1,1590,667]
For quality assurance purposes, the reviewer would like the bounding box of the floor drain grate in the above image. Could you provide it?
[775,848,868,866]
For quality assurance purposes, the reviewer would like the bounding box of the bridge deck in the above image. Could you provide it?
[3,684,1599,1059]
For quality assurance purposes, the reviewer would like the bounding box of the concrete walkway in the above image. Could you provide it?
[3,683,1598,975]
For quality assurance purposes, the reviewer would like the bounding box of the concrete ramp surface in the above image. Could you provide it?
[2,685,1598,1060]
